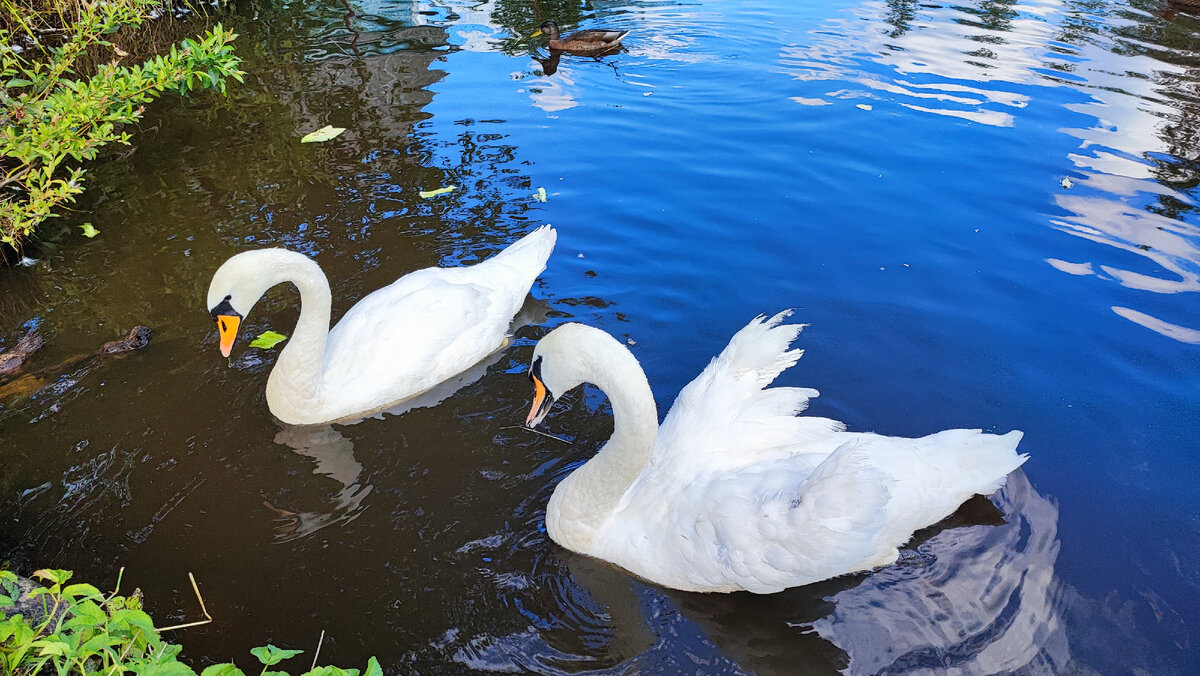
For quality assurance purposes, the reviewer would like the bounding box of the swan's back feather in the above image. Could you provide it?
[606,443,898,593]
[322,227,556,417]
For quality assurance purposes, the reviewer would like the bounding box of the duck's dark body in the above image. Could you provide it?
[534,20,629,56]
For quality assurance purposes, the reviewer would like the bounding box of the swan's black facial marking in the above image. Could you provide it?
[210,296,241,324]
[529,355,544,384]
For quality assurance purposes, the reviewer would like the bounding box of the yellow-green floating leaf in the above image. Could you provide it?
[419,185,457,198]
[250,331,288,349]
[300,125,346,143]
[80,223,100,238]
[534,187,547,202]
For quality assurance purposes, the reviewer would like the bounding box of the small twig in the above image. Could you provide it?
[106,627,142,676]
[157,572,212,631]
[310,629,326,670]
[103,565,128,605]
[499,425,571,444]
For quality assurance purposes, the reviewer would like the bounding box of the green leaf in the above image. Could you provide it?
[32,569,70,585]
[107,608,157,639]
[299,125,345,143]
[32,639,72,657]
[6,78,33,87]
[79,632,122,655]
[64,600,108,629]
[303,667,358,676]
[250,645,303,667]
[145,662,201,676]
[80,223,100,238]
[363,657,382,676]
[418,185,457,198]
[200,665,247,676]
[63,583,104,601]
[140,662,199,676]
[249,331,288,350]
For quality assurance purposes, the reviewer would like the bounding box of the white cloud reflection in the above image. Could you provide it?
[779,0,1200,342]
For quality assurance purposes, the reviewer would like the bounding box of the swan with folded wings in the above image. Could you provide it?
[207,225,556,425]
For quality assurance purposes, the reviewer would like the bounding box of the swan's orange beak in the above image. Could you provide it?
[210,296,244,359]
[527,374,555,428]
[213,316,238,360]
[215,314,241,358]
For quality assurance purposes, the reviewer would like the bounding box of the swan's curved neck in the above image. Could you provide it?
[547,336,659,550]
[263,253,332,416]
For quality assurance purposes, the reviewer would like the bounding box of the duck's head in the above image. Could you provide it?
[206,249,284,358]
[531,20,560,40]
[525,323,628,428]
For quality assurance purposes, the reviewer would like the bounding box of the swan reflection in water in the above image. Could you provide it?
[451,471,1074,674]
[264,298,551,543]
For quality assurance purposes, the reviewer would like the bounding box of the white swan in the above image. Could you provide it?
[207,225,556,425]
[524,311,1027,593]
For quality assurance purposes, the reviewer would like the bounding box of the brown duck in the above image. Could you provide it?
[532,20,629,56]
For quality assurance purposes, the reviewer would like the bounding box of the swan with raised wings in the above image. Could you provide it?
[207,225,556,425]
[524,311,1027,593]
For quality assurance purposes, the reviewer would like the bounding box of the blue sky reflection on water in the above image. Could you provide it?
[415,0,1200,671]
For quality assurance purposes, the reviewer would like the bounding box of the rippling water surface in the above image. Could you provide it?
[2,0,1198,672]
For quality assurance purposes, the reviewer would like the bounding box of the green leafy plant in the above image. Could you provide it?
[200,644,382,676]
[0,568,185,675]
[0,569,381,676]
[0,0,244,252]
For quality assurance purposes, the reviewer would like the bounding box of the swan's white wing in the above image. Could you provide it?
[606,443,895,593]
[317,227,554,419]
[653,312,845,473]
[322,270,514,412]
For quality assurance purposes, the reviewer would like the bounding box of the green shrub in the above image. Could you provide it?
[0,0,244,251]
[0,569,381,676]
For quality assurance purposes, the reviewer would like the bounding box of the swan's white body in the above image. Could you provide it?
[527,312,1027,594]
[207,225,556,425]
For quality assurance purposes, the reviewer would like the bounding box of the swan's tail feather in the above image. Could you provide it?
[475,225,557,311]
[919,428,1028,497]
[489,224,557,275]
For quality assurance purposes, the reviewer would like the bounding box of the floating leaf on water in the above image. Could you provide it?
[300,125,346,143]
[419,185,457,198]
[534,187,548,202]
[250,331,288,349]
[1061,177,1074,189]
[80,223,99,238]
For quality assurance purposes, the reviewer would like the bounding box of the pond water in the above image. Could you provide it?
[2,0,1199,672]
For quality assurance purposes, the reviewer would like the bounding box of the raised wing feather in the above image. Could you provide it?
[653,311,845,472]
